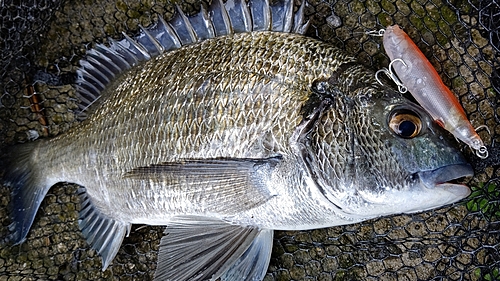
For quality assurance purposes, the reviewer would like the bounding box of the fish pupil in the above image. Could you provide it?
[399,120,417,137]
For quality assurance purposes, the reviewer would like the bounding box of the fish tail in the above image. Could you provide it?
[1,141,50,244]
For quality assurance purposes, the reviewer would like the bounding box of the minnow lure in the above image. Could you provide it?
[371,25,488,158]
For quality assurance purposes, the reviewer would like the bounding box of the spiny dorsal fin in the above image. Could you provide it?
[75,0,309,118]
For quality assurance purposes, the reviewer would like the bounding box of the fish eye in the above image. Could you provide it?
[388,110,422,138]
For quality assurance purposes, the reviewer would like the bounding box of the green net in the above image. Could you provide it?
[0,0,498,280]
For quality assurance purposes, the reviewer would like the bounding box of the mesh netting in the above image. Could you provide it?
[0,0,499,280]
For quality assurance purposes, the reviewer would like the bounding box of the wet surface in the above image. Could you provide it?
[0,0,499,280]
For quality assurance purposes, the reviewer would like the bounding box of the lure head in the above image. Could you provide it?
[447,121,488,159]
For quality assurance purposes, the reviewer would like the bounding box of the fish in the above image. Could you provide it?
[1,0,474,280]
[379,25,488,159]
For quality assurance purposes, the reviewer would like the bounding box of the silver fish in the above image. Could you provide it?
[1,0,473,280]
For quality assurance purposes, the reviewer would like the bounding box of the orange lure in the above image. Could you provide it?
[380,25,487,158]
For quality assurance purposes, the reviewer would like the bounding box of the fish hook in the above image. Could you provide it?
[475,124,491,135]
[475,145,488,159]
[369,28,408,93]
[375,68,390,85]
[387,58,408,93]
[375,63,408,93]
[473,125,490,159]
[388,58,407,70]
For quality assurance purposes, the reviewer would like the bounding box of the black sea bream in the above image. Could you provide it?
[1,0,473,280]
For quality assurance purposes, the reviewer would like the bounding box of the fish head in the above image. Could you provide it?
[367,99,473,213]
[305,65,473,220]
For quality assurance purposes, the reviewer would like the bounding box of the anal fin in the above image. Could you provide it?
[77,188,131,270]
[154,216,269,281]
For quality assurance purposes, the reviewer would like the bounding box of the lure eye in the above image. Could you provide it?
[389,110,422,138]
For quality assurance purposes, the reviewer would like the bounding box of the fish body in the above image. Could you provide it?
[2,1,474,280]
[50,31,358,229]
[382,25,488,158]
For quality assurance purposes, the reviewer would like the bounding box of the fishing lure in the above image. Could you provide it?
[372,25,488,158]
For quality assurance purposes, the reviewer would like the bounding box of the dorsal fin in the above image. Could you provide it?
[75,0,309,118]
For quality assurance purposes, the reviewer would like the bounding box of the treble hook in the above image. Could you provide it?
[388,58,408,93]
[375,68,390,85]
[475,124,491,135]
[375,59,408,93]
[475,145,488,159]
[473,125,490,159]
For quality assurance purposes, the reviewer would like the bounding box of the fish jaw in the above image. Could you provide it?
[396,182,471,215]
[417,164,474,192]
[412,163,473,208]
[341,164,473,218]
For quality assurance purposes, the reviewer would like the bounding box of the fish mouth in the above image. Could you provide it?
[417,164,474,197]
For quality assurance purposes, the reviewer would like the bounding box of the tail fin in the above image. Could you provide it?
[1,141,50,244]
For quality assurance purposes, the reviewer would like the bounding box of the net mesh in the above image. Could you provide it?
[0,0,499,280]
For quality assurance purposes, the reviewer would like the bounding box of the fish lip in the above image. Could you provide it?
[417,164,474,191]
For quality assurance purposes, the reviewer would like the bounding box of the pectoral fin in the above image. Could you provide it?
[124,157,281,212]
[154,216,271,281]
